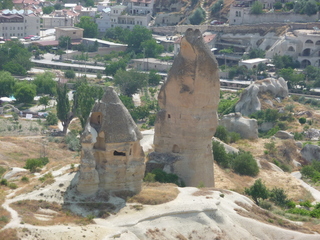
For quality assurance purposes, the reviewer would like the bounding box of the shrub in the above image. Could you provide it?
[64,70,76,79]
[214,125,230,143]
[299,117,306,124]
[21,176,29,182]
[0,179,8,186]
[150,169,182,186]
[143,173,156,182]
[293,132,304,140]
[284,104,294,112]
[229,132,241,143]
[264,140,277,155]
[259,200,272,210]
[8,182,17,189]
[46,112,58,126]
[0,166,6,177]
[269,187,289,207]
[299,200,312,208]
[24,157,49,172]
[286,200,296,209]
[244,179,269,205]
[232,151,259,177]
[286,208,310,216]
[65,132,81,151]
[212,140,231,168]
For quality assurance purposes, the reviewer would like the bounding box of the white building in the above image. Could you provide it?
[42,9,79,29]
[0,9,40,39]
[96,0,154,33]
[266,29,320,68]
[96,8,111,33]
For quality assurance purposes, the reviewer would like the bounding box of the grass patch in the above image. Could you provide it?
[10,200,93,226]
[235,201,313,234]
[0,228,18,240]
[128,183,179,205]
[0,188,11,229]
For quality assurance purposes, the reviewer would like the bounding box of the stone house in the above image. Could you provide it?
[76,87,145,196]
[131,58,172,72]
[55,26,83,40]
[0,9,40,39]
[42,9,79,29]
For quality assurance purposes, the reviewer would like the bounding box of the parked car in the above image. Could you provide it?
[31,36,41,41]
[210,20,224,25]
[23,35,35,40]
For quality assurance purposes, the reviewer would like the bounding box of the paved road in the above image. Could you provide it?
[291,171,320,203]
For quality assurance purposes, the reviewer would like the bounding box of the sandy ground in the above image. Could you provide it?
[2,129,320,239]
[2,169,320,240]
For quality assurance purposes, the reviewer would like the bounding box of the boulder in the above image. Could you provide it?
[300,144,320,163]
[219,112,258,139]
[212,137,239,154]
[304,128,320,141]
[148,28,220,187]
[235,77,288,116]
[75,87,145,196]
[274,130,294,139]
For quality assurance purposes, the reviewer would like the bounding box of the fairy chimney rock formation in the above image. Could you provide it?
[149,28,220,187]
[76,87,145,196]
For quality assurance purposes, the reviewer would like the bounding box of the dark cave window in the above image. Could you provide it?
[114,151,126,156]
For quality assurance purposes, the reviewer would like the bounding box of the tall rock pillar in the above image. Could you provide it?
[150,28,220,187]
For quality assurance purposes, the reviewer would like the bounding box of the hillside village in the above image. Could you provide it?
[1,0,320,239]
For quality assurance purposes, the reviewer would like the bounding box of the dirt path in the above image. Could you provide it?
[291,171,320,203]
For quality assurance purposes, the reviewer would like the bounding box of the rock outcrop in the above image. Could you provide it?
[148,28,220,187]
[274,130,294,139]
[76,87,145,196]
[219,112,258,139]
[235,77,288,116]
[301,144,320,163]
[305,128,320,141]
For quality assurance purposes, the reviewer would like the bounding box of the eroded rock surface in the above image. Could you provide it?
[301,144,320,163]
[219,112,258,139]
[75,87,145,196]
[148,28,220,187]
[235,77,288,116]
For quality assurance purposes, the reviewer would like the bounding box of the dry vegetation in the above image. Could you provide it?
[10,200,93,226]
[235,201,314,234]
[0,228,18,240]
[128,183,179,205]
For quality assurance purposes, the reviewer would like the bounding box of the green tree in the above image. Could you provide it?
[305,0,317,15]
[0,71,16,97]
[46,112,58,125]
[54,3,62,10]
[0,41,32,75]
[248,48,265,58]
[104,27,129,43]
[189,7,205,25]
[74,82,104,129]
[126,25,152,54]
[39,96,50,110]
[14,82,36,103]
[244,179,269,205]
[33,72,56,96]
[64,70,76,79]
[269,188,289,207]
[114,69,148,96]
[148,70,161,86]
[105,59,127,76]
[58,36,71,49]
[0,0,13,9]
[42,6,54,14]
[274,2,282,10]
[56,84,73,135]
[250,1,263,14]
[75,16,98,38]
[233,151,259,177]
[211,0,223,16]
[141,39,164,58]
